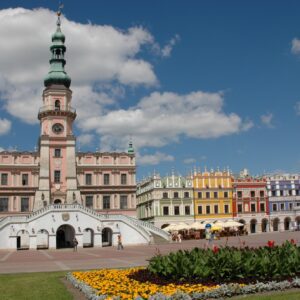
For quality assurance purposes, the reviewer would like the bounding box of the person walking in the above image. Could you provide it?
[73,237,78,252]
[117,234,124,250]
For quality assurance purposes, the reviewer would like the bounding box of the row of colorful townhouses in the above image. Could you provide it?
[136,170,300,234]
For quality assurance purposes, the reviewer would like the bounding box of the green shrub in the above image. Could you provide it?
[147,241,300,282]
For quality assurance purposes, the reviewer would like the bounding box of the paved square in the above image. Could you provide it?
[0,231,299,274]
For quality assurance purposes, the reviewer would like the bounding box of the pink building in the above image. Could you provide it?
[0,13,136,219]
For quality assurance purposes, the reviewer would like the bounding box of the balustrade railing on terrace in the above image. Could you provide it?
[0,204,170,240]
[39,105,76,114]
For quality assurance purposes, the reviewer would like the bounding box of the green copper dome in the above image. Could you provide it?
[44,17,71,88]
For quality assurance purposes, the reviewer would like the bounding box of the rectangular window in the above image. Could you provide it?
[237,191,242,198]
[288,190,293,196]
[22,174,28,186]
[85,174,92,185]
[163,192,168,198]
[120,195,128,209]
[54,148,61,157]
[174,192,179,198]
[197,206,202,214]
[103,196,110,209]
[260,191,264,197]
[280,190,284,196]
[250,191,255,198]
[198,192,202,198]
[224,192,228,198]
[85,196,93,208]
[21,197,29,212]
[103,174,110,185]
[1,173,8,185]
[206,192,210,199]
[121,174,127,185]
[272,190,276,196]
[185,206,190,215]
[54,171,60,183]
[280,203,284,210]
[174,206,180,215]
[0,198,8,211]
[184,192,189,198]
[238,204,243,213]
[296,190,300,196]
[273,203,277,211]
[224,204,229,214]
[214,205,218,214]
[289,202,293,210]
[163,206,169,215]
[260,203,265,212]
[206,205,210,214]
[251,203,256,212]
[214,192,218,198]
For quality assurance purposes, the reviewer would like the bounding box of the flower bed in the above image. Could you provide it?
[68,269,300,300]
[67,240,300,299]
[70,268,221,299]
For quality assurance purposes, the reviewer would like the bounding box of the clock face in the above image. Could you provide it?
[52,123,64,134]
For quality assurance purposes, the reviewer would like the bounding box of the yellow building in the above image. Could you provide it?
[193,170,233,221]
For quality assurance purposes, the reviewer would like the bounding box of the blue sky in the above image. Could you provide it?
[0,1,300,180]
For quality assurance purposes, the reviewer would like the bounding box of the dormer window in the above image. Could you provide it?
[55,100,60,111]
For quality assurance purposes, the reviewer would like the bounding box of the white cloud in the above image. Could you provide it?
[292,38,300,54]
[152,34,180,57]
[77,134,94,146]
[0,8,159,123]
[137,152,174,165]
[79,91,253,151]
[183,158,196,164]
[260,113,274,128]
[0,118,11,135]
[0,147,4,151]
[0,8,251,155]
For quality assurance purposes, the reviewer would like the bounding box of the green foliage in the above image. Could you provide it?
[148,241,300,282]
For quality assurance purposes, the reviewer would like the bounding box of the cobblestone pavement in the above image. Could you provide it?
[0,231,299,274]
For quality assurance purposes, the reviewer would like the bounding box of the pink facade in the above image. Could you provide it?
[0,152,39,217]
[0,150,136,217]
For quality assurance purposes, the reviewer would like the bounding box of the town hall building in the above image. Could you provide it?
[0,12,169,250]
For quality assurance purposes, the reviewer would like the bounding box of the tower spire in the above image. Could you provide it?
[44,5,71,88]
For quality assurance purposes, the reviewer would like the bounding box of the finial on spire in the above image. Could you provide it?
[57,2,64,26]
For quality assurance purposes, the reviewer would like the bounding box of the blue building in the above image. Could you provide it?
[267,174,300,231]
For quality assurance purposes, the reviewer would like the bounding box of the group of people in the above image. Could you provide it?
[72,234,124,251]
[171,232,182,243]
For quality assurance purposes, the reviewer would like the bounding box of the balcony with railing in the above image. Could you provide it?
[38,105,76,119]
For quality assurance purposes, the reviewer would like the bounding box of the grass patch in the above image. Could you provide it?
[0,271,73,300]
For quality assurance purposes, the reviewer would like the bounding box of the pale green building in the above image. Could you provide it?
[136,173,194,228]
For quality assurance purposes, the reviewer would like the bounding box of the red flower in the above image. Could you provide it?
[213,245,219,253]
[290,239,296,245]
[267,240,275,248]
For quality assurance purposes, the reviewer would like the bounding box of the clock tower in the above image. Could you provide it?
[34,13,81,210]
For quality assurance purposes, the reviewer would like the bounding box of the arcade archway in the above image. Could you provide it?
[261,218,269,232]
[56,224,75,249]
[273,218,280,231]
[284,217,291,231]
[102,227,113,247]
[250,219,257,234]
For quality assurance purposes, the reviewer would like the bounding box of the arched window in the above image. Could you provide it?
[55,100,60,111]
